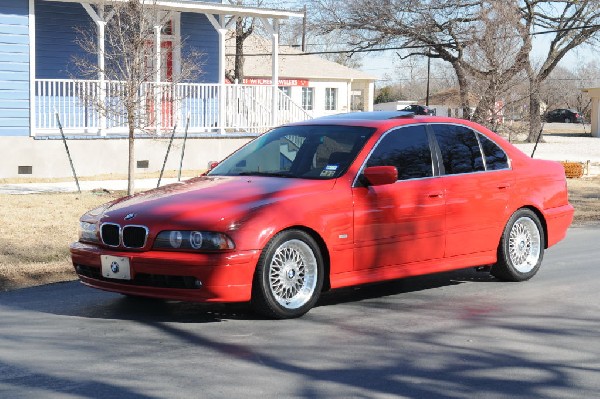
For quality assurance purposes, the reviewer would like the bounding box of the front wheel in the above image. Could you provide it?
[492,209,545,281]
[564,117,571,123]
[252,230,324,319]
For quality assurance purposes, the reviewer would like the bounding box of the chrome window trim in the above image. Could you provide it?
[352,123,436,188]
[475,131,512,171]
[427,122,512,173]
[353,122,514,188]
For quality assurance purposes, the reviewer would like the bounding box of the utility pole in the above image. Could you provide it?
[302,5,307,52]
[426,50,431,106]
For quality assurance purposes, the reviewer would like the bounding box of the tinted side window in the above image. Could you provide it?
[478,134,509,170]
[366,125,433,180]
[431,124,484,174]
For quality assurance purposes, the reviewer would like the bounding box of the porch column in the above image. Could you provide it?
[592,96,599,138]
[154,25,162,135]
[206,14,234,134]
[582,88,600,138]
[347,80,352,112]
[98,20,106,136]
[261,18,279,127]
[82,3,107,135]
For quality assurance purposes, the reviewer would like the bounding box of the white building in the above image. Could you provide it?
[226,35,376,118]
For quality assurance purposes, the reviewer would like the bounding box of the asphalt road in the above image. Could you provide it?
[1,227,599,399]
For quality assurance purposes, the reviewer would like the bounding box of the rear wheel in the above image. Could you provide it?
[492,209,545,281]
[252,230,324,319]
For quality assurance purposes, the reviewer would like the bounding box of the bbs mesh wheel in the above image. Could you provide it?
[492,209,545,281]
[252,230,324,319]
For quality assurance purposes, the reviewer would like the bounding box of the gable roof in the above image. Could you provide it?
[226,34,376,81]
[45,0,303,19]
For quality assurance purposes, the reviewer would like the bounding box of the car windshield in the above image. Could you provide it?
[209,125,376,179]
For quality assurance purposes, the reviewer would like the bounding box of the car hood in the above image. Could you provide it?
[92,176,336,231]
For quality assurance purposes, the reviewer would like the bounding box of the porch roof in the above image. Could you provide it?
[41,0,304,19]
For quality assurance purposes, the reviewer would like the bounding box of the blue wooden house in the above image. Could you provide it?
[2,0,306,136]
[0,0,308,178]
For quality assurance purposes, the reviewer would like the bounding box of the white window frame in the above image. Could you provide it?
[302,87,314,111]
[325,87,337,111]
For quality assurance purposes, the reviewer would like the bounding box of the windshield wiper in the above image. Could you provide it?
[236,171,295,178]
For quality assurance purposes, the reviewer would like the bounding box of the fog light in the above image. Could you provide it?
[194,279,203,288]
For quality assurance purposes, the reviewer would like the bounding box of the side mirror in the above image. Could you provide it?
[201,161,220,176]
[363,166,398,186]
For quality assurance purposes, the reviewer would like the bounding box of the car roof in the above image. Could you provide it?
[313,111,416,121]
[291,112,475,129]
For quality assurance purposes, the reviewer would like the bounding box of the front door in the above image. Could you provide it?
[353,125,446,270]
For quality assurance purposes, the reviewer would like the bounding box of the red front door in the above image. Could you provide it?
[145,41,174,129]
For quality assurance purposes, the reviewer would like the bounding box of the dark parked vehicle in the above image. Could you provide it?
[546,109,584,123]
[403,104,435,115]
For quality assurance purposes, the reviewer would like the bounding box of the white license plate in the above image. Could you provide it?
[101,255,131,280]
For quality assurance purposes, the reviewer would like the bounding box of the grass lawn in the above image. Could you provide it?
[0,191,120,291]
[1,177,599,292]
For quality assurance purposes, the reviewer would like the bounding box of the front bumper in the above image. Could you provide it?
[70,242,260,303]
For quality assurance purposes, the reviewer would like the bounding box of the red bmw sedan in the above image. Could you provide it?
[70,112,574,319]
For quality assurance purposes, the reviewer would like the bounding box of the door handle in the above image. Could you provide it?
[497,183,511,190]
[427,192,444,198]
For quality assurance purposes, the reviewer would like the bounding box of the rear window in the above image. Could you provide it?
[478,134,509,170]
[431,124,484,175]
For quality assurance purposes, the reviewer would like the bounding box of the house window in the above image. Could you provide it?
[302,87,314,110]
[325,88,337,111]
[279,86,292,97]
[279,86,292,110]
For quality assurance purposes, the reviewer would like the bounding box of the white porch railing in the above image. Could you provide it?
[34,79,312,136]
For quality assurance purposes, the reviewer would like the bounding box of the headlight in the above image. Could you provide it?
[153,231,235,251]
[79,221,99,243]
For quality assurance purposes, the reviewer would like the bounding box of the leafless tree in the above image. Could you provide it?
[314,0,600,137]
[72,0,201,195]
[465,1,531,126]
[314,0,488,117]
[523,0,600,142]
[225,0,264,82]
[540,61,600,121]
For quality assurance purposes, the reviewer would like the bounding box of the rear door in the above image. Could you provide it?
[429,123,513,257]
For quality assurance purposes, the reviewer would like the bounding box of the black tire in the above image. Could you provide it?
[491,209,545,281]
[252,230,324,319]
[564,117,571,123]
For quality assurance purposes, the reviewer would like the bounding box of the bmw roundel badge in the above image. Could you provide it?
[124,213,136,221]
[111,261,120,274]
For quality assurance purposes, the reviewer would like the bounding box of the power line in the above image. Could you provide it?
[238,23,600,57]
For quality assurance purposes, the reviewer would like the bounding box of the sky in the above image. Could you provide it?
[357,38,599,84]
[259,0,600,86]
